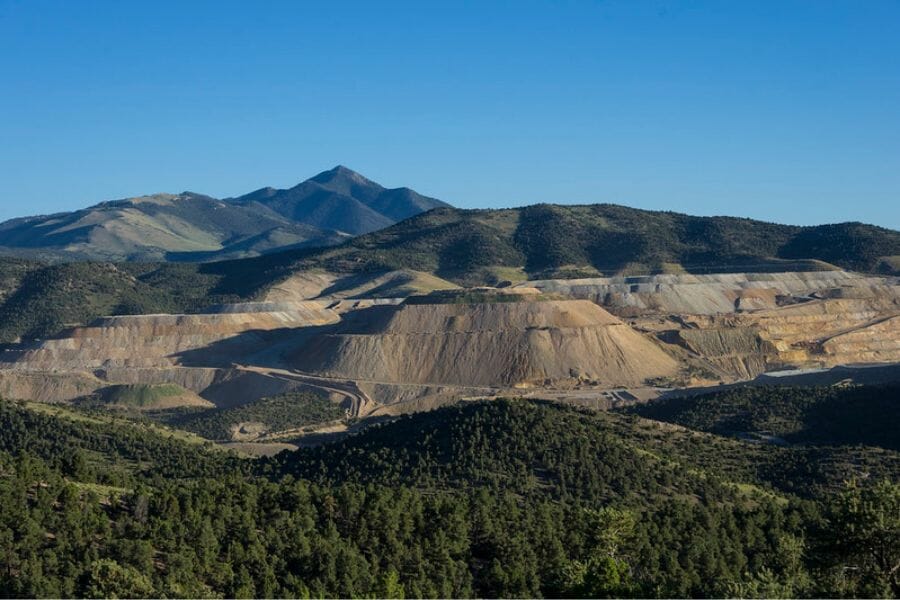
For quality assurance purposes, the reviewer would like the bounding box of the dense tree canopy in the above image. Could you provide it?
[0,393,897,598]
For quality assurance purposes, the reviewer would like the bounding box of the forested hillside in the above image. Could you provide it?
[629,384,900,450]
[267,204,900,284]
[265,398,899,499]
[0,260,236,342]
[168,391,344,441]
[1,396,898,598]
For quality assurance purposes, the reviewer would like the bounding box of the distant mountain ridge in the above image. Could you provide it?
[233,203,900,287]
[0,166,449,262]
[230,165,449,236]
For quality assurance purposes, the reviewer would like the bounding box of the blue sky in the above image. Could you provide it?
[1,0,898,228]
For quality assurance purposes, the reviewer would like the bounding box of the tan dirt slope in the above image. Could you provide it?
[3,302,338,370]
[3,269,897,414]
[0,302,340,404]
[289,299,679,387]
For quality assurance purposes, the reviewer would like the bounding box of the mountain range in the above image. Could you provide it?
[0,166,448,262]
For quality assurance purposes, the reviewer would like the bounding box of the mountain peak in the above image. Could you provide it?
[230,166,448,235]
[309,165,377,188]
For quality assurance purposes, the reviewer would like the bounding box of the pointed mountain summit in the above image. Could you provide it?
[231,165,449,235]
[310,164,376,188]
[0,167,449,262]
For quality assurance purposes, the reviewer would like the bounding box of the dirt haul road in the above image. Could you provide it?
[235,365,376,418]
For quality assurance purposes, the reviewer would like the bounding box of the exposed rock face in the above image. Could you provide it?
[527,271,900,380]
[559,272,900,380]
[672,327,774,380]
[527,271,897,315]
[289,299,679,387]
[669,298,900,378]
[820,315,900,364]
[752,300,900,368]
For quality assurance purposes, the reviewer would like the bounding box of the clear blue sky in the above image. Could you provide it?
[1,0,898,228]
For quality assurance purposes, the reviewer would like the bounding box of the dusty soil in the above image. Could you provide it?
[2,269,898,444]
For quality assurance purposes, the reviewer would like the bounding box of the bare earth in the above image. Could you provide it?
[1,269,897,448]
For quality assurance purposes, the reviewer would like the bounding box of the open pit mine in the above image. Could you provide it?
[1,268,898,451]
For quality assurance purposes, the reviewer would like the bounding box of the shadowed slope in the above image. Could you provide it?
[231,166,449,235]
